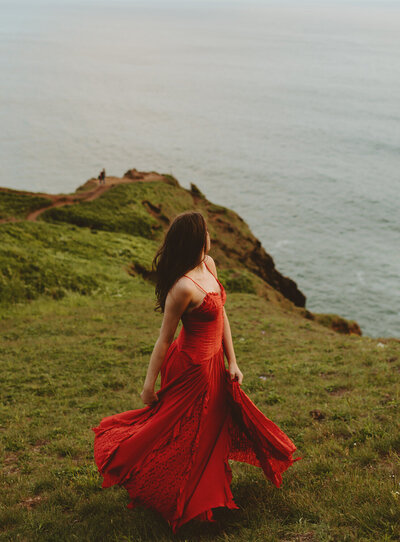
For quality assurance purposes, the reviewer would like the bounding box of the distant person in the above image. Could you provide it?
[98,169,106,185]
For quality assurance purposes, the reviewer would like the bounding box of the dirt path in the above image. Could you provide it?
[1,170,166,223]
[26,183,112,221]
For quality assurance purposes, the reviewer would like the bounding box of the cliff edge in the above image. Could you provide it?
[0,169,361,335]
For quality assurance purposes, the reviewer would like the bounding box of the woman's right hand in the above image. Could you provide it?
[140,387,159,406]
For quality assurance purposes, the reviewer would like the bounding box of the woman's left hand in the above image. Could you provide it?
[229,362,243,385]
[140,387,159,406]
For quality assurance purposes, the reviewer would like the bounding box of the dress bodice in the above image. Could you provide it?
[175,268,226,361]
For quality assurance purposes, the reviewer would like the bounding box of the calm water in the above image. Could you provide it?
[1,0,399,338]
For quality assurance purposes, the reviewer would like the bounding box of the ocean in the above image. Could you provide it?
[1,0,399,338]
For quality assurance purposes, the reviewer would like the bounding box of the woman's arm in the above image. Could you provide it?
[222,307,243,384]
[141,282,192,405]
[206,255,243,384]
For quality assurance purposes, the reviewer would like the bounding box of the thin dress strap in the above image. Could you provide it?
[203,259,218,281]
[204,260,222,291]
[183,274,208,294]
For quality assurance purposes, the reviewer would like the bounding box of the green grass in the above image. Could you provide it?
[218,268,257,294]
[0,287,399,541]
[0,191,52,220]
[0,179,399,540]
[39,181,196,239]
[0,221,157,305]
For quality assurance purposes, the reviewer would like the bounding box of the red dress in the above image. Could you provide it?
[92,262,301,533]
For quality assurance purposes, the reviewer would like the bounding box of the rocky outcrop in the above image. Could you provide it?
[308,312,362,336]
[242,239,306,307]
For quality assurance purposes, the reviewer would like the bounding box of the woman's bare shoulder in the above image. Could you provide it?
[167,275,194,303]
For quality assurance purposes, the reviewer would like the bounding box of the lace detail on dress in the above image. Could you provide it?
[122,391,209,528]
[93,409,155,476]
[227,414,262,467]
[226,379,302,488]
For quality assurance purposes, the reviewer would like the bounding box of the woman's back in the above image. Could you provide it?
[175,260,227,361]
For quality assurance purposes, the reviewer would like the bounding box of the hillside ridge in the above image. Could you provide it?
[0,168,361,335]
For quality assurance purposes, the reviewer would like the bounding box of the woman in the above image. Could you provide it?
[92,211,301,534]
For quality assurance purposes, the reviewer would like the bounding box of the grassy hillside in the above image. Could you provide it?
[0,221,157,305]
[0,173,361,333]
[0,172,399,540]
[1,286,399,541]
[0,189,52,221]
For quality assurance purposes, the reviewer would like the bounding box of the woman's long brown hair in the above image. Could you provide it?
[152,211,208,312]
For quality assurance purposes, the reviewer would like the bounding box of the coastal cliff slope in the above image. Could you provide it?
[0,169,360,335]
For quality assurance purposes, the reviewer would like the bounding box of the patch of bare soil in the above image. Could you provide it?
[2,453,20,475]
[18,496,44,509]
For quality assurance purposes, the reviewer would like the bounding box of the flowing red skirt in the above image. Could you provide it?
[92,339,301,533]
